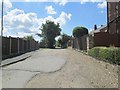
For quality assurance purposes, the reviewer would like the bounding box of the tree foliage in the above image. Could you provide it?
[23,35,34,40]
[40,20,61,48]
[73,26,88,38]
[58,34,71,48]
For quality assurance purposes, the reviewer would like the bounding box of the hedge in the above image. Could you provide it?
[88,47,120,65]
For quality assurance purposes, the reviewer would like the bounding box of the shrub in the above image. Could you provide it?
[73,26,88,38]
[88,47,120,65]
[88,47,100,57]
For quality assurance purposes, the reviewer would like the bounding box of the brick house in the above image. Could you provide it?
[93,2,120,47]
[72,2,120,50]
[107,2,120,34]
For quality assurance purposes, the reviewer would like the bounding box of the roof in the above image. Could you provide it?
[90,25,107,36]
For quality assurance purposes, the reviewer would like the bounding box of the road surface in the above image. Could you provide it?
[2,48,118,88]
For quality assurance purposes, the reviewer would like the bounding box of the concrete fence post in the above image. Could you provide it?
[30,40,31,51]
[77,38,80,50]
[17,37,19,54]
[87,36,89,51]
[72,38,74,49]
[9,36,11,55]
[26,40,28,52]
[23,39,24,53]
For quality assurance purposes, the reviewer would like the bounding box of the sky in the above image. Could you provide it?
[0,0,107,42]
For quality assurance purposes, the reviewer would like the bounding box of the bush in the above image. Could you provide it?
[88,47,120,65]
[73,26,88,38]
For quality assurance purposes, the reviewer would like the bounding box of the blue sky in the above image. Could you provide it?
[2,0,107,41]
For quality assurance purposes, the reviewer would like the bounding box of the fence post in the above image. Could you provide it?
[22,39,24,53]
[17,37,19,54]
[87,35,89,51]
[77,38,80,50]
[0,36,2,60]
[26,40,28,52]
[72,38,74,48]
[9,36,11,55]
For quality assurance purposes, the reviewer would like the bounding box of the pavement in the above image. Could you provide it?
[1,50,35,89]
[1,51,35,67]
[2,49,67,88]
[0,68,1,89]
[2,48,118,88]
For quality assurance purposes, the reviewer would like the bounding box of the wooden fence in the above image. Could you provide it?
[94,32,120,47]
[2,36,40,60]
[72,35,94,51]
[72,32,120,51]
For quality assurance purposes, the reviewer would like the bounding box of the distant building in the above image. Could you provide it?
[72,2,120,49]
[93,2,120,47]
[107,2,120,34]
[90,25,107,36]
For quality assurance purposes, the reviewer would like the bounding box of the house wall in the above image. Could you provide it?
[108,2,120,34]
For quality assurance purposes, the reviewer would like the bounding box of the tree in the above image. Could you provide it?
[73,26,88,38]
[23,35,34,40]
[58,34,71,48]
[40,20,61,48]
[39,39,47,48]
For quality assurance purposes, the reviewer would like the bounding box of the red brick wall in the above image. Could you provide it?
[108,2,120,34]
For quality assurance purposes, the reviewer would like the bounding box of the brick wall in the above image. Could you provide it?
[108,2,120,34]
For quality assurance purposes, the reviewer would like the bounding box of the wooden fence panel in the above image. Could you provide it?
[2,37,10,57]
[2,36,40,60]
[11,37,18,54]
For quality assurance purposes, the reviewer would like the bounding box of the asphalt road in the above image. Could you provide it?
[2,48,118,88]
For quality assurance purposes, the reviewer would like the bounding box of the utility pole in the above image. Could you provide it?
[1,0,3,36]
[0,0,3,62]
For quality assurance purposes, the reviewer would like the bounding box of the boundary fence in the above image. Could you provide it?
[2,36,40,60]
[94,32,120,47]
[72,35,94,51]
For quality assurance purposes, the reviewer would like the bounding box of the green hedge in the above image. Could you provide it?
[88,47,120,65]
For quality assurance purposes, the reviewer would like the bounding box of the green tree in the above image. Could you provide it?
[73,26,88,38]
[23,35,34,40]
[40,20,61,48]
[39,39,47,48]
[58,34,71,48]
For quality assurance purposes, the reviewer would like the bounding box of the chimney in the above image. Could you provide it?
[94,24,97,30]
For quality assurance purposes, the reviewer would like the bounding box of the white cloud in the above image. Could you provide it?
[45,5,57,14]
[42,12,72,27]
[3,8,42,38]
[3,0,12,11]
[55,0,68,6]
[3,7,71,41]
[97,1,107,8]
[72,0,105,4]
[56,12,72,27]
